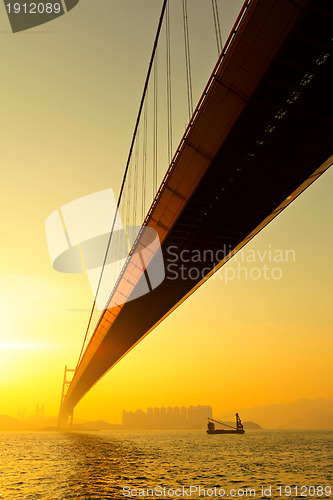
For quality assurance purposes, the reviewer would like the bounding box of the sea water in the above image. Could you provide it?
[0,430,332,499]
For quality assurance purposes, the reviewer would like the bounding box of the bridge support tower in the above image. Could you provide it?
[58,365,75,428]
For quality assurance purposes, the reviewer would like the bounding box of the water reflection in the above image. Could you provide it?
[0,430,332,499]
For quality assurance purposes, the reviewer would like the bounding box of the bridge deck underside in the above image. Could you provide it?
[61,0,332,417]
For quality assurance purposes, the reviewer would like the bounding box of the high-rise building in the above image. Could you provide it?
[122,405,213,429]
[147,407,154,428]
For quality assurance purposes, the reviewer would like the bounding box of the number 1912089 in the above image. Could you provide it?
[6,3,62,14]
[278,485,332,497]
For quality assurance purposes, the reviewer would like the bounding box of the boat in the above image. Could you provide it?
[206,413,245,434]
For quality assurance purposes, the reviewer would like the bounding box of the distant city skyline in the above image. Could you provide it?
[122,405,213,430]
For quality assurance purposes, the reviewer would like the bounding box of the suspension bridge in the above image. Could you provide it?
[58,0,332,426]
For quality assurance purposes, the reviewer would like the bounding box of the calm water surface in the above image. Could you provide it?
[0,430,332,499]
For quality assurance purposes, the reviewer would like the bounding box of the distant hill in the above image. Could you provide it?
[213,420,262,430]
[0,415,27,430]
[244,421,262,429]
[73,420,123,431]
[217,398,333,429]
[0,415,60,431]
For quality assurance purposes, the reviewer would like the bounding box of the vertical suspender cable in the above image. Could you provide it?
[166,0,173,165]
[142,98,148,220]
[182,0,193,120]
[215,0,223,52]
[75,0,168,371]
[133,128,140,225]
[126,157,132,229]
[212,0,223,55]
[153,51,158,195]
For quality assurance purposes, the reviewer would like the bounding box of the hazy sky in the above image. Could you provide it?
[0,0,332,423]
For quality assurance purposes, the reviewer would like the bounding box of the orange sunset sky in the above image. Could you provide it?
[0,0,332,423]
